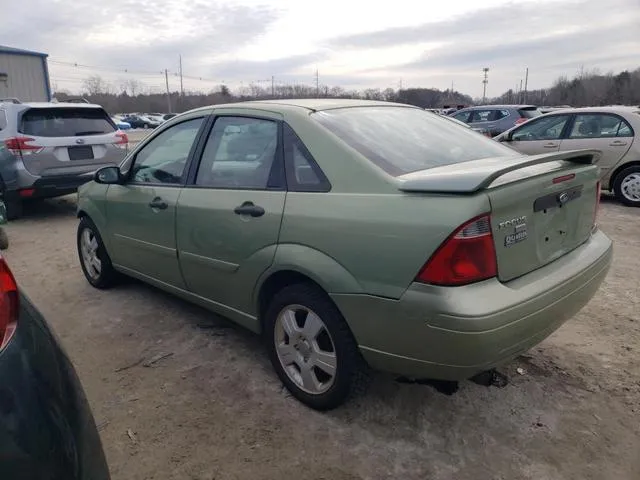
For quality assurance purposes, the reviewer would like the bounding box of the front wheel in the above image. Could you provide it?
[613,165,640,207]
[77,217,118,289]
[264,283,368,410]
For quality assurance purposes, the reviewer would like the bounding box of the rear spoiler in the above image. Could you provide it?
[397,149,600,194]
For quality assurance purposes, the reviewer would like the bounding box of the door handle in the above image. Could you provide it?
[543,143,558,148]
[149,197,168,210]
[234,201,265,218]
[609,141,628,146]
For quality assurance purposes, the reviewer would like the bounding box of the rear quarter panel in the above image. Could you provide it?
[277,191,491,298]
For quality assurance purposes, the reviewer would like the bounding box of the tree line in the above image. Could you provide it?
[53,67,639,115]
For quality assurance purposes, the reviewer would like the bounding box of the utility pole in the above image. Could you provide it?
[482,67,489,104]
[179,55,184,97]
[523,67,529,104]
[164,69,172,113]
[271,75,275,98]
[315,69,319,97]
[519,79,523,103]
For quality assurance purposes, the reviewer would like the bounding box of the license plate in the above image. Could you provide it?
[504,230,528,247]
[68,145,94,160]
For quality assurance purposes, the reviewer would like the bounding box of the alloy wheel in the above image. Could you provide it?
[274,305,337,395]
[80,228,102,281]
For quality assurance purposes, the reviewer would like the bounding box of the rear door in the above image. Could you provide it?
[559,113,633,178]
[106,115,206,288]
[17,106,125,176]
[502,114,571,154]
[176,111,286,319]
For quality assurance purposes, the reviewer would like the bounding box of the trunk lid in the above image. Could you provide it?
[398,150,601,282]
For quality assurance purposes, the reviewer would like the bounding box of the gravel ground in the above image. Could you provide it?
[3,195,639,480]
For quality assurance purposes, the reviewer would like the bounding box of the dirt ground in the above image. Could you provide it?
[3,195,639,480]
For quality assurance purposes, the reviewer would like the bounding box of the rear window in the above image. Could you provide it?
[518,107,542,119]
[312,107,514,176]
[20,107,116,137]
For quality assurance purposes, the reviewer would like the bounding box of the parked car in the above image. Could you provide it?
[449,104,542,136]
[495,106,640,206]
[0,256,111,479]
[112,117,131,130]
[121,115,160,129]
[163,113,177,121]
[145,114,166,124]
[0,99,129,219]
[76,99,611,410]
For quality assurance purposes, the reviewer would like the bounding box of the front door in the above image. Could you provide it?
[503,113,571,155]
[176,113,286,320]
[558,113,633,179]
[106,116,206,288]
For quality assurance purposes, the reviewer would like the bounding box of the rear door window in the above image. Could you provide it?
[20,107,116,137]
[470,110,494,123]
[313,106,514,176]
[568,114,632,139]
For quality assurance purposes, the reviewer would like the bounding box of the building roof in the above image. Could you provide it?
[0,45,48,57]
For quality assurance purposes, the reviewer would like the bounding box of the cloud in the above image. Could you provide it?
[1,0,281,69]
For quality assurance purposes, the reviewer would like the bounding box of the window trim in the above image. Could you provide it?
[125,115,210,187]
[282,123,331,193]
[184,113,286,192]
[563,112,634,140]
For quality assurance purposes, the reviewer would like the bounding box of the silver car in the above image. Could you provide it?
[495,106,640,206]
[0,99,128,218]
[449,104,542,136]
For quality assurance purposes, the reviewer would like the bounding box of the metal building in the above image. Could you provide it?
[0,45,51,102]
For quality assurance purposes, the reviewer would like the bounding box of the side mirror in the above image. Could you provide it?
[94,166,123,184]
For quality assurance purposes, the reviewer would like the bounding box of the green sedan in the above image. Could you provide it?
[77,99,613,410]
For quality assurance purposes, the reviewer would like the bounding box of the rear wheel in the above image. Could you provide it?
[77,217,118,289]
[264,283,368,410]
[613,165,640,207]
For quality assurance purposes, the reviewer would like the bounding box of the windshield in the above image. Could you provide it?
[313,106,515,176]
[20,107,115,137]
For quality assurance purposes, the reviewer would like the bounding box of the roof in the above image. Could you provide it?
[1,101,103,109]
[0,45,48,57]
[206,98,416,112]
[551,106,640,115]
[458,104,537,110]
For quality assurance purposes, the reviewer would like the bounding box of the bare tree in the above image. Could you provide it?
[119,78,143,96]
[82,75,110,96]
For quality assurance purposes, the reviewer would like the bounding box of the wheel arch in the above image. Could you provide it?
[254,244,363,329]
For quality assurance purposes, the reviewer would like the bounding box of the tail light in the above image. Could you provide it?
[514,118,528,126]
[114,132,129,150]
[416,215,497,286]
[593,181,601,226]
[4,137,44,156]
[0,257,18,350]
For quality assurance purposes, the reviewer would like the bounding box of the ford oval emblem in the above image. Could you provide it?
[558,192,570,204]
[76,138,85,145]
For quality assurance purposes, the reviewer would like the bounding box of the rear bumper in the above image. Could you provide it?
[30,172,95,198]
[332,229,613,380]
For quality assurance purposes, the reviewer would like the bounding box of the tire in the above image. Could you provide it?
[4,198,22,221]
[77,216,118,289]
[613,165,640,207]
[264,283,369,410]
[143,123,149,129]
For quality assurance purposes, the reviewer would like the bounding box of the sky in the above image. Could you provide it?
[2,0,639,97]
